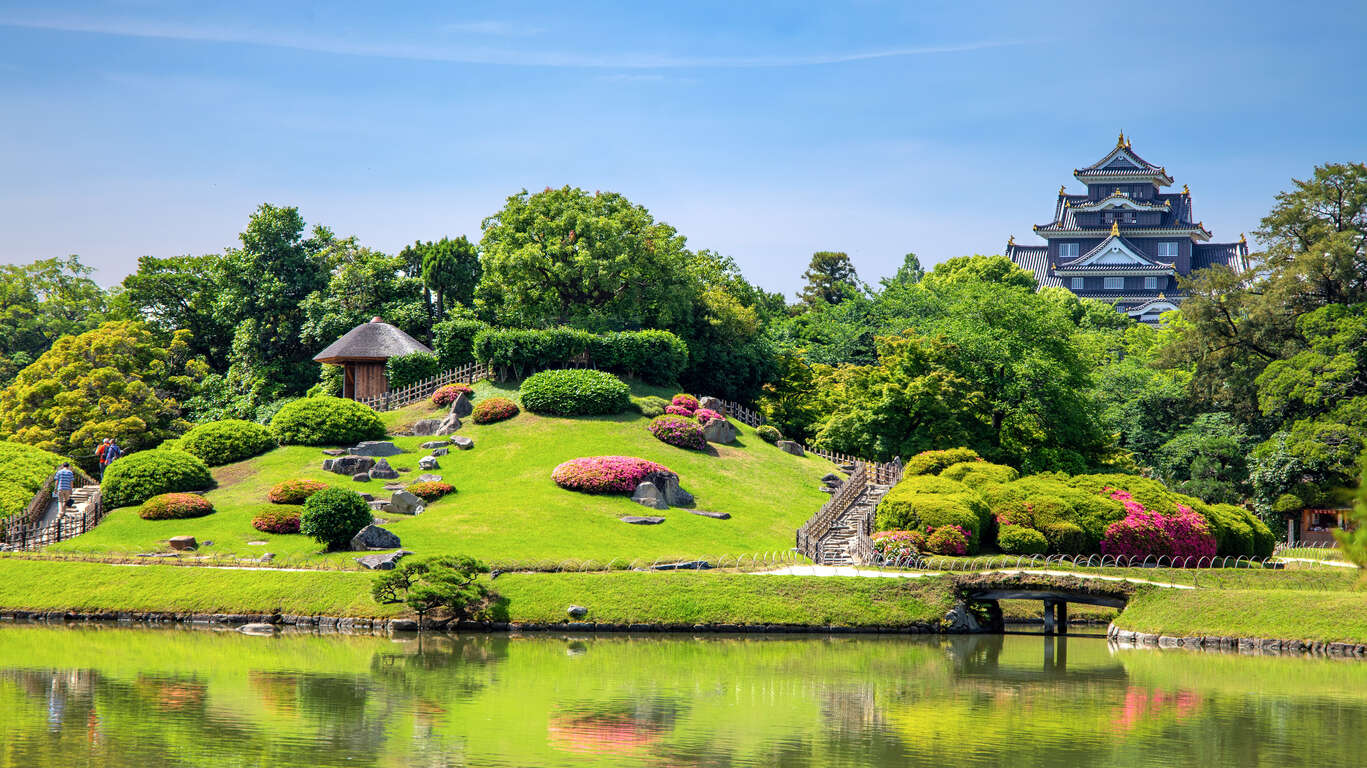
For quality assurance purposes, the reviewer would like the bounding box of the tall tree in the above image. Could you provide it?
[921,254,1037,292]
[419,236,481,319]
[122,254,232,369]
[0,256,111,385]
[797,251,860,308]
[881,252,924,288]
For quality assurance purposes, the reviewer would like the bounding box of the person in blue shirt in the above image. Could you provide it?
[54,462,75,508]
[100,440,123,479]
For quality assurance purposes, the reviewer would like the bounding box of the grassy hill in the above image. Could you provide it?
[50,381,837,568]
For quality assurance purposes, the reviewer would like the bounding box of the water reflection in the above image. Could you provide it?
[0,626,1361,767]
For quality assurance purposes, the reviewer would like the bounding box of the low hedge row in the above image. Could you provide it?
[475,327,688,384]
[520,369,630,416]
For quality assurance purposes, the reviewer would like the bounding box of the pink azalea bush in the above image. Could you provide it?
[670,394,699,412]
[872,530,926,560]
[694,408,724,424]
[552,456,674,494]
[1100,487,1216,560]
[648,415,707,450]
[431,383,474,407]
[925,525,970,555]
[665,404,695,417]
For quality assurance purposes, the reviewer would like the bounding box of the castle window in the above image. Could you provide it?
[1103,276,1124,290]
[1071,277,1084,290]
[1145,276,1158,290]
[1059,243,1079,260]
[1158,242,1179,260]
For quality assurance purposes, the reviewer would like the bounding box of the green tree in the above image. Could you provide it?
[121,254,232,369]
[0,256,112,385]
[1334,465,1367,569]
[881,252,925,288]
[797,251,861,308]
[1154,413,1251,504]
[921,254,1037,292]
[419,236,481,319]
[1255,302,1367,429]
[372,555,494,626]
[299,242,428,351]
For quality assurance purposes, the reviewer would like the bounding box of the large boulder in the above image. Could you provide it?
[418,455,440,470]
[450,435,474,450]
[640,470,693,506]
[450,392,474,418]
[411,419,443,436]
[355,550,412,570]
[384,490,426,516]
[631,481,669,510]
[368,458,400,480]
[323,455,376,476]
[168,535,197,551]
[776,440,805,457]
[436,412,462,435]
[348,441,404,457]
[698,396,725,412]
[350,524,401,551]
[701,418,738,444]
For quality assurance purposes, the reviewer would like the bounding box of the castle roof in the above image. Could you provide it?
[1073,133,1174,185]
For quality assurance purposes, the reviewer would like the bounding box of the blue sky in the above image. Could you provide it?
[1,1,1364,297]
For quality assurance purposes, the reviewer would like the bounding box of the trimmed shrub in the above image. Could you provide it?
[102,450,212,509]
[904,448,982,476]
[1040,521,1088,555]
[432,384,475,407]
[139,493,214,521]
[433,318,489,368]
[268,479,328,505]
[386,351,442,389]
[252,507,301,534]
[406,481,455,501]
[940,461,1018,489]
[925,526,970,556]
[471,397,519,424]
[876,476,987,553]
[648,415,708,450]
[665,404,694,417]
[670,394,699,412]
[475,327,687,384]
[872,530,925,560]
[756,425,782,444]
[271,396,386,446]
[694,408,724,424]
[551,456,673,494]
[178,419,277,466]
[991,497,1033,528]
[630,395,669,418]
[520,369,630,416]
[301,487,373,550]
[997,525,1048,555]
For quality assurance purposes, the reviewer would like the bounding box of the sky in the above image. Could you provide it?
[1,1,1364,297]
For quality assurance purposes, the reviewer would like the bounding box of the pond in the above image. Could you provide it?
[0,625,1360,767]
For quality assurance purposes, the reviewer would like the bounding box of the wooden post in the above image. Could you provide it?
[1057,601,1069,635]
[1043,598,1056,635]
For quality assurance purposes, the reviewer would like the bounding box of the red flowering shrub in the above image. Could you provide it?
[471,397,519,424]
[664,404,694,417]
[139,493,214,521]
[406,481,455,501]
[432,384,474,407]
[670,394,699,413]
[552,456,674,494]
[252,507,301,534]
[694,408,724,424]
[268,479,328,505]
[925,525,970,555]
[1100,488,1217,560]
[872,530,925,560]
[648,415,707,450]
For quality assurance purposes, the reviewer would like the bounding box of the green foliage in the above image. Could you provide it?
[1335,468,1367,568]
[417,236,481,318]
[139,493,214,521]
[470,397,519,424]
[432,316,489,368]
[756,425,782,444]
[1039,521,1087,555]
[797,251,861,308]
[630,395,669,417]
[267,479,329,505]
[300,487,373,550]
[385,352,442,389]
[1249,423,1365,518]
[921,254,1037,292]
[875,476,987,552]
[1154,413,1250,504]
[177,420,277,466]
[519,369,630,416]
[1,256,117,387]
[122,254,232,369]
[0,442,82,518]
[307,364,343,398]
[997,525,1048,555]
[371,555,493,622]
[648,415,707,450]
[270,396,385,446]
[939,461,1018,488]
[474,327,687,384]
[102,450,212,510]
[0,321,207,458]
[904,448,982,476]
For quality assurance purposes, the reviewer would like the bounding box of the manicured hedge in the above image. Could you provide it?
[432,318,489,368]
[300,487,373,550]
[139,493,214,521]
[756,425,782,444]
[471,397,519,424]
[270,396,386,446]
[474,327,688,384]
[940,461,1018,489]
[519,369,630,416]
[252,507,301,534]
[551,456,673,494]
[178,419,277,466]
[385,352,442,389]
[903,448,982,476]
[102,450,212,510]
[648,415,707,450]
[268,479,329,505]
[997,524,1048,555]
[925,526,970,556]
[875,475,988,553]
[406,481,455,501]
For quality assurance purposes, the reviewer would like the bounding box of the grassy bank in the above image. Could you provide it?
[1115,587,1367,643]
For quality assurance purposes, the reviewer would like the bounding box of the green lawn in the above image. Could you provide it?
[51,381,838,568]
[1116,587,1367,644]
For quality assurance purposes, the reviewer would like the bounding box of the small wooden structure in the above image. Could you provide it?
[313,317,432,401]
[1283,507,1353,545]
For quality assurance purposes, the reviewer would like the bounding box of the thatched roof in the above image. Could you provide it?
[314,317,432,364]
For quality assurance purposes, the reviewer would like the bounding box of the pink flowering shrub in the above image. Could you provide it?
[648,415,707,450]
[925,525,970,555]
[665,404,695,417]
[431,383,474,407]
[552,456,674,494]
[1100,487,1216,560]
[872,530,926,560]
[694,408,724,424]
[670,394,699,412]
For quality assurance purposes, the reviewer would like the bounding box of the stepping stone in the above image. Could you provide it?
[355,550,412,570]
[450,436,474,450]
[352,473,371,482]
[417,474,442,483]
[367,500,388,511]
[620,515,665,525]
[420,441,448,450]
[322,449,346,456]
[688,509,731,520]
[383,483,405,491]
[246,540,268,546]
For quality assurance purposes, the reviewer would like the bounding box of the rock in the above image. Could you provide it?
[701,418,738,444]
[350,524,401,551]
[359,493,375,502]
[820,486,835,494]
[369,458,400,480]
[167,535,197,551]
[450,435,474,450]
[620,515,665,525]
[324,455,376,476]
[429,447,449,457]
[567,605,588,619]
[821,473,842,485]
[322,448,346,456]
[776,440,805,457]
[420,440,448,450]
[355,550,412,570]
[352,473,372,482]
[411,419,443,436]
[416,474,442,483]
[450,392,474,418]
[943,602,982,633]
[652,560,711,570]
[238,623,276,635]
[698,396,725,412]
[384,483,405,491]
[418,455,440,470]
[689,509,730,519]
[638,470,692,506]
[348,440,404,457]
[631,481,669,510]
[367,500,388,511]
[436,412,462,435]
[384,490,426,516]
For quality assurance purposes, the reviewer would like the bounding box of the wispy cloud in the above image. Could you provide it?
[441,20,539,37]
[0,12,1033,69]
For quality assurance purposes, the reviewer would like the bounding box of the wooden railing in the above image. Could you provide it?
[796,463,868,562]
[2,483,103,552]
[357,361,492,412]
[709,397,904,484]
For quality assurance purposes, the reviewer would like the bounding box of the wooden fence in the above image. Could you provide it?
[711,397,904,484]
[2,482,103,552]
[356,361,493,412]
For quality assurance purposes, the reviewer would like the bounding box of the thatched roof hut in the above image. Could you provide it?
[314,317,432,400]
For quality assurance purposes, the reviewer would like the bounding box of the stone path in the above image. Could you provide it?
[37,485,99,531]
[816,482,892,566]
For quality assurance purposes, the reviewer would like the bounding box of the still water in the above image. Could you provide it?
[0,625,1360,767]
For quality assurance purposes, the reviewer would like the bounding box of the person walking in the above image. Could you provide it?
[54,462,76,509]
[99,439,122,479]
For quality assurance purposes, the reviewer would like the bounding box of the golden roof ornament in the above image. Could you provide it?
[1008,235,1015,246]
[1183,184,1190,194]
[1110,221,1120,236]
[1058,184,1066,195]
[1240,232,1247,243]
[1158,292,1166,299]
[1117,130,1126,147]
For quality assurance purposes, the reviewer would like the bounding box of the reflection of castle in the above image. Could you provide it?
[1006,134,1251,324]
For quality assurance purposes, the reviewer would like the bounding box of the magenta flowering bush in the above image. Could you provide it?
[925,525,970,555]
[552,456,674,494]
[648,415,707,450]
[1100,487,1216,560]
[694,408,724,424]
[664,404,695,417]
[670,394,699,412]
[872,530,926,560]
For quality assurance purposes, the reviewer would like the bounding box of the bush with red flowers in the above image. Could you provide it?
[1099,488,1217,560]
[432,383,475,407]
[872,530,925,560]
[406,481,455,501]
[471,397,520,424]
[694,408,724,424]
[252,507,301,534]
[552,456,674,494]
[664,404,694,417]
[268,479,328,505]
[139,493,214,521]
[924,525,970,555]
[669,394,699,414]
[647,415,707,450]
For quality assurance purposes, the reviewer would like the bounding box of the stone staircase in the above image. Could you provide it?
[817,482,892,566]
[36,485,100,534]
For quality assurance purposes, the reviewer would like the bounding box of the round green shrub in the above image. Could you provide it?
[903,448,982,476]
[756,425,782,444]
[139,493,214,521]
[519,369,630,416]
[102,450,213,509]
[997,525,1048,555]
[178,419,277,466]
[300,487,373,550]
[268,479,328,505]
[471,397,519,424]
[630,395,670,418]
[270,396,386,446]
[875,478,986,553]
[252,507,301,534]
[940,461,1019,488]
[1040,521,1087,555]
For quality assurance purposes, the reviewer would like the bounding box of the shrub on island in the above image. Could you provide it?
[178,419,277,466]
[756,425,782,444]
[271,396,385,446]
[300,487,373,551]
[102,449,212,509]
[551,456,674,494]
[406,481,455,501]
[252,507,301,534]
[903,448,983,476]
[997,524,1048,555]
[268,479,328,505]
[520,369,631,416]
[139,492,214,521]
[648,415,707,450]
[432,384,475,407]
[471,397,519,424]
